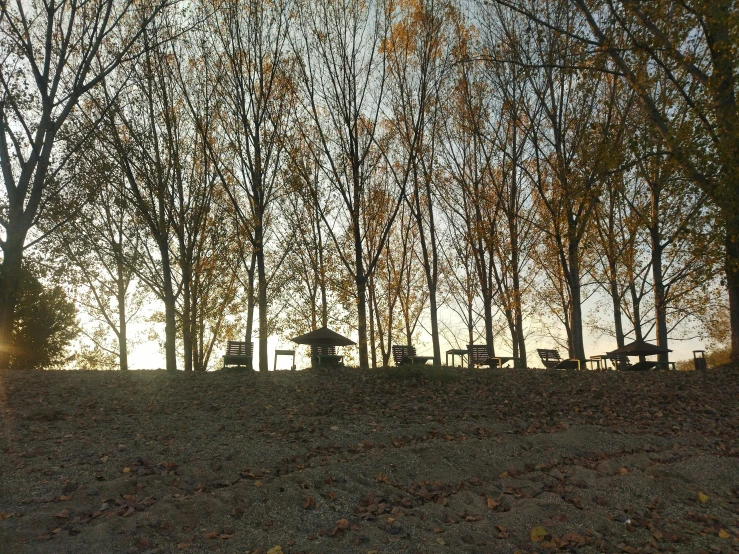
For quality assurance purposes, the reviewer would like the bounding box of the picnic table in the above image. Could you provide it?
[445,349,468,367]
[485,356,522,368]
[312,345,344,367]
[291,326,355,369]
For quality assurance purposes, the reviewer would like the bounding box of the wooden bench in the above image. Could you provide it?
[311,345,344,367]
[392,345,433,366]
[468,344,494,367]
[222,340,253,370]
[537,348,562,369]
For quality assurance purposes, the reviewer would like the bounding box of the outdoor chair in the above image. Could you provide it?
[222,341,253,370]
[392,345,433,366]
[468,344,493,367]
[537,348,562,369]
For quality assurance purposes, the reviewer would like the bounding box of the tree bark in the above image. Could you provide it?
[116,253,129,371]
[245,251,256,368]
[356,276,369,371]
[650,239,668,363]
[608,259,625,348]
[256,225,268,373]
[567,239,586,361]
[0,238,24,369]
[726,218,739,363]
[159,239,178,372]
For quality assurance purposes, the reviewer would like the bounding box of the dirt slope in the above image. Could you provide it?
[0,366,738,553]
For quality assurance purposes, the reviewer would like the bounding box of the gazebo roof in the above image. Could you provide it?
[607,339,672,357]
[290,326,356,347]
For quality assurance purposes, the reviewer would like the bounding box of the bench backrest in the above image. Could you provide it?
[392,345,416,364]
[610,354,631,368]
[311,345,337,357]
[227,341,253,356]
[467,344,490,363]
[537,348,561,360]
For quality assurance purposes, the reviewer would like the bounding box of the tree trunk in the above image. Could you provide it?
[726,218,739,363]
[468,297,474,370]
[609,259,625,348]
[650,189,668,362]
[568,240,586,361]
[116,254,129,371]
[0,238,24,369]
[368,275,377,369]
[628,278,644,342]
[256,228,268,373]
[356,276,369,370]
[159,240,178,372]
[317,208,328,328]
[483,294,496,357]
[182,279,193,372]
[245,251,256,368]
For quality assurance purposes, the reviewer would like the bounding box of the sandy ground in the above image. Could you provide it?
[0,366,738,554]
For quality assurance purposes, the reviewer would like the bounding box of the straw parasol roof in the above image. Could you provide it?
[290,326,356,347]
[607,339,672,357]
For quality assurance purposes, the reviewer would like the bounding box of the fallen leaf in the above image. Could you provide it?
[486,498,499,509]
[55,509,70,518]
[530,526,547,542]
[436,538,445,545]
[177,541,192,550]
[618,467,628,475]
[718,529,730,539]
[330,426,339,431]
[303,496,315,509]
[254,480,263,487]
[697,492,708,503]
[204,531,218,539]
[337,518,350,529]
[122,467,131,473]
[266,546,283,554]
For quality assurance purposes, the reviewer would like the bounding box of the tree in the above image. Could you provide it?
[0,0,173,368]
[493,0,739,360]
[293,0,403,371]
[1,264,78,369]
[55,159,142,371]
[506,3,616,360]
[94,18,185,372]
[383,0,454,366]
[203,0,295,372]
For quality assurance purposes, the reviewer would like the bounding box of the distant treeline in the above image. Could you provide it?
[0,1,733,371]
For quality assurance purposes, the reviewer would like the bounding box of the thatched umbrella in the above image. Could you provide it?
[607,339,672,357]
[290,326,356,347]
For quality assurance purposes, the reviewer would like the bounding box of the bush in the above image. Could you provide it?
[2,267,78,369]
